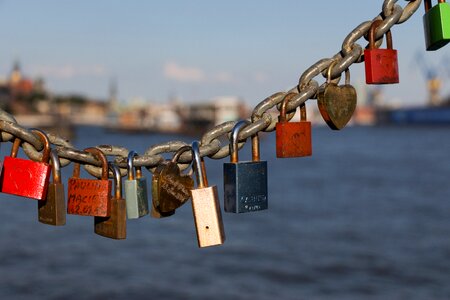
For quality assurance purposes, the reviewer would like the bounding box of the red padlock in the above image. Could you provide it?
[364,19,399,84]
[0,129,52,200]
[67,147,111,217]
[276,93,312,158]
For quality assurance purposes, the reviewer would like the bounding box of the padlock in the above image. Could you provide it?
[317,61,357,130]
[190,141,225,248]
[276,93,312,158]
[67,147,111,217]
[423,0,450,50]
[38,149,66,226]
[124,151,149,219]
[223,120,268,213]
[1,129,51,200]
[94,163,127,239]
[364,19,399,84]
[151,145,194,217]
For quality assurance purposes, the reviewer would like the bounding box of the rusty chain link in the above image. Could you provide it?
[0,0,421,178]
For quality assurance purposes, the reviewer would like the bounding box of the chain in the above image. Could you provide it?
[0,0,422,178]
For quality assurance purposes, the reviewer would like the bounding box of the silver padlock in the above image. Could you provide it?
[190,141,225,248]
[223,120,268,213]
[124,151,149,219]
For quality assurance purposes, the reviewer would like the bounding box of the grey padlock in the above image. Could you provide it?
[223,120,268,213]
[124,151,149,219]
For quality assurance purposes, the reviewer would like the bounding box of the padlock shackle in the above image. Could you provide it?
[326,60,351,86]
[425,0,446,11]
[192,141,207,188]
[74,147,109,180]
[171,145,192,163]
[109,162,122,199]
[127,151,137,180]
[326,60,338,84]
[50,149,61,184]
[279,93,297,123]
[368,19,393,50]
[10,138,21,158]
[229,120,250,163]
[30,129,51,163]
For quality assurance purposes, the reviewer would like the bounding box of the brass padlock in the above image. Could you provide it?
[94,163,127,240]
[151,146,194,218]
[38,149,66,226]
[317,61,357,130]
[190,141,225,248]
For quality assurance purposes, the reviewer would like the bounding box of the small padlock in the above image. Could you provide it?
[423,0,450,51]
[364,19,399,84]
[223,120,268,213]
[124,151,149,219]
[67,147,111,217]
[317,61,357,130]
[38,149,66,226]
[190,141,225,248]
[1,129,51,200]
[151,146,194,217]
[276,93,312,158]
[94,163,127,239]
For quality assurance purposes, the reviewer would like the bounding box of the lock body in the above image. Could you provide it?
[94,196,127,239]
[364,48,399,84]
[191,185,225,248]
[124,177,149,219]
[423,2,450,50]
[223,161,268,213]
[38,182,66,225]
[67,178,111,217]
[276,122,312,158]
[1,157,51,200]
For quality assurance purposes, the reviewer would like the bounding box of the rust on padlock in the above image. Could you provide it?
[276,93,312,158]
[67,147,111,217]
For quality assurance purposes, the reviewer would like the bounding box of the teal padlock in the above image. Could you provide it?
[124,151,149,219]
[423,0,450,51]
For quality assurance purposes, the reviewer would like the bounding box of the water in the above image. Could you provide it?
[0,126,449,299]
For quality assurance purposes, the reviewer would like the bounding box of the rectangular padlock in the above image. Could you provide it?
[364,20,399,84]
[124,151,149,219]
[223,121,268,213]
[95,163,126,239]
[124,176,149,219]
[67,148,111,217]
[191,141,225,248]
[276,101,312,158]
[38,150,66,226]
[1,131,51,200]
[423,0,450,50]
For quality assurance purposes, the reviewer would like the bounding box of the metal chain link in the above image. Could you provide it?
[0,0,422,178]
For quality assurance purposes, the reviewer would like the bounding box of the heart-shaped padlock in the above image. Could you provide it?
[151,145,194,217]
[317,61,357,130]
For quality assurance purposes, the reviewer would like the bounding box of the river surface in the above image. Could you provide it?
[0,125,449,299]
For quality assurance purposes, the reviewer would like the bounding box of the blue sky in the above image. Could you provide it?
[0,0,448,106]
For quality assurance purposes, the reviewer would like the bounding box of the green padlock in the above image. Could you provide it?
[423,0,450,51]
[124,151,149,219]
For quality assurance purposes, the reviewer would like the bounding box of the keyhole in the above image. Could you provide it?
[205,226,209,230]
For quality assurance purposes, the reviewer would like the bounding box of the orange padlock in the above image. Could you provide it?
[67,147,112,217]
[0,129,52,200]
[276,93,312,158]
